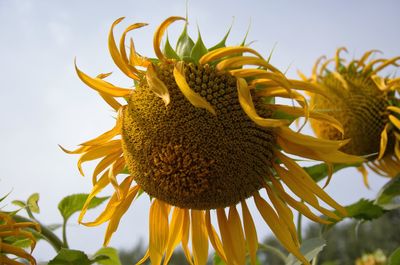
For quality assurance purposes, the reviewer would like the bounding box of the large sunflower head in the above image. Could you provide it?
[0,211,39,265]
[64,17,363,265]
[305,48,400,181]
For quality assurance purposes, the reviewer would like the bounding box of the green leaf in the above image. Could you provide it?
[27,193,40,213]
[388,247,400,265]
[12,200,26,208]
[286,237,326,265]
[176,23,195,61]
[94,247,122,265]
[209,22,233,51]
[48,249,92,265]
[190,29,208,63]
[58,194,108,222]
[303,163,359,183]
[340,199,385,222]
[163,35,180,60]
[375,175,400,210]
[0,191,12,203]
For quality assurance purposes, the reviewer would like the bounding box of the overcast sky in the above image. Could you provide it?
[1,0,399,262]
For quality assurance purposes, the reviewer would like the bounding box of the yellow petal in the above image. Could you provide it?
[1,243,36,265]
[119,23,148,71]
[395,139,400,160]
[265,185,299,246]
[108,18,141,80]
[58,144,90,155]
[388,106,400,115]
[104,185,139,246]
[372,56,400,74]
[149,200,169,265]
[205,211,227,264]
[163,208,185,265]
[216,208,236,265]
[75,62,132,97]
[146,64,171,105]
[311,56,326,81]
[99,92,122,111]
[334,47,347,70]
[237,78,290,127]
[191,210,209,265]
[253,192,310,265]
[136,249,150,265]
[276,151,347,216]
[80,111,122,146]
[153,16,185,60]
[389,114,400,130]
[357,165,370,189]
[227,206,246,265]
[372,75,387,91]
[173,62,216,115]
[200,46,265,65]
[231,69,291,90]
[181,209,194,265]
[92,151,122,185]
[216,56,281,73]
[356,49,381,68]
[378,123,390,160]
[241,201,258,265]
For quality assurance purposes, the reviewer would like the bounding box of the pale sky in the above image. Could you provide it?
[0,0,399,262]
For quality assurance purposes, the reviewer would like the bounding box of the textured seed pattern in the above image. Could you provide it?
[311,72,389,156]
[121,60,276,209]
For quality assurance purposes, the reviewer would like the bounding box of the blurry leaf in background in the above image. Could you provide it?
[48,248,109,265]
[375,176,400,210]
[286,237,326,265]
[57,194,108,222]
[94,247,122,265]
[388,247,400,265]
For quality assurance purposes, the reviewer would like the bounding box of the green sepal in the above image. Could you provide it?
[209,22,233,51]
[176,22,195,61]
[163,35,180,60]
[240,20,251,47]
[190,28,208,63]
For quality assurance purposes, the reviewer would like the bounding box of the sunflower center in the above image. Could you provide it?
[121,60,276,209]
[311,72,389,157]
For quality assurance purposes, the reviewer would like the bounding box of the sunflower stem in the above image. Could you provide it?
[13,214,64,252]
[259,243,287,263]
[297,203,303,244]
[62,219,69,248]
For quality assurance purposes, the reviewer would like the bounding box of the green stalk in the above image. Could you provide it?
[13,214,64,252]
[259,243,287,263]
[62,219,69,248]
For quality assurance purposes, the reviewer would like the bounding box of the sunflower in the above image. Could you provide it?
[0,211,39,265]
[303,48,400,186]
[64,17,363,265]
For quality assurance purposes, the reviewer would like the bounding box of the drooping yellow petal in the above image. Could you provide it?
[356,49,381,68]
[265,185,299,246]
[149,200,169,265]
[119,23,148,71]
[99,92,122,110]
[231,69,291,90]
[80,111,122,146]
[227,206,246,265]
[104,185,140,246]
[237,78,290,127]
[377,123,390,160]
[146,64,171,105]
[388,106,400,115]
[92,151,122,185]
[75,62,132,97]
[199,46,264,65]
[191,210,209,265]
[1,243,36,265]
[241,201,258,265]
[216,208,236,265]
[163,207,185,265]
[334,47,347,70]
[181,209,194,265]
[311,56,326,81]
[357,165,370,189]
[331,72,349,90]
[371,75,387,91]
[276,151,347,216]
[58,144,90,155]
[173,61,216,115]
[389,114,400,130]
[270,104,344,134]
[205,211,227,264]
[372,56,400,74]
[153,16,185,60]
[136,249,150,265]
[253,192,310,265]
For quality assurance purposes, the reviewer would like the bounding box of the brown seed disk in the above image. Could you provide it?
[311,72,389,157]
[121,61,276,209]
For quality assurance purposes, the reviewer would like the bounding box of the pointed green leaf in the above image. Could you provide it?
[12,200,26,208]
[27,193,40,213]
[389,247,400,265]
[0,191,12,203]
[190,29,208,63]
[286,237,326,265]
[375,175,400,210]
[58,194,109,222]
[240,20,251,46]
[339,199,385,222]
[94,247,122,265]
[303,163,359,183]
[163,35,180,60]
[176,23,195,61]
[48,249,92,265]
[209,22,233,51]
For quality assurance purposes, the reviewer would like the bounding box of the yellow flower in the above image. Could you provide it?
[64,17,363,265]
[304,47,400,186]
[0,211,39,265]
